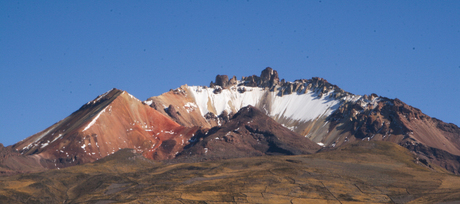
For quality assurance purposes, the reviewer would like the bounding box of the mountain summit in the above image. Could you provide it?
[12,88,198,168]
[6,67,460,174]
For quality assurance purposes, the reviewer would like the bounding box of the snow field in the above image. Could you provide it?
[188,85,342,123]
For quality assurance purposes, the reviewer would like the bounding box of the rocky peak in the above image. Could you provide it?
[214,75,229,87]
[238,67,280,88]
[203,68,348,102]
[241,75,259,87]
[82,88,123,108]
[259,67,280,87]
[210,75,237,89]
[391,98,429,122]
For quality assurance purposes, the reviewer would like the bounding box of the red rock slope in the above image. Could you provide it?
[12,89,197,168]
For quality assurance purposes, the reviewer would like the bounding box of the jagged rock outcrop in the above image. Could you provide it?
[259,67,279,87]
[212,74,229,88]
[210,75,238,89]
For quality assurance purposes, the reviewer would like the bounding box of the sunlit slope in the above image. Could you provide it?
[12,89,197,168]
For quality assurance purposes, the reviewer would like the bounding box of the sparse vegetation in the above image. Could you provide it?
[1,141,460,203]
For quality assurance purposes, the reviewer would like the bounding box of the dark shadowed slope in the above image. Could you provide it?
[174,106,321,162]
[0,143,46,176]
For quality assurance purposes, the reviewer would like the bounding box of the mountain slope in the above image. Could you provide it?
[12,88,198,168]
[0,144,46,176]
[147,67,460,173]
[174,105,321,162]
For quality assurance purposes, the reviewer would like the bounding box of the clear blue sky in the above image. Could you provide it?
[1,1,459,146]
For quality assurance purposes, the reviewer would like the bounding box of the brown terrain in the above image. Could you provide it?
[1,141,460,203]
[0,144,46,176]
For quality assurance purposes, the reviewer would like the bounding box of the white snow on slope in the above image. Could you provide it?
[189,86,266,116]
[268,90,340,122]
[188,85,341,123]
[183,102,198,113]
[83,106,108,132]
[144,100,153,106]
[50,133,63,144]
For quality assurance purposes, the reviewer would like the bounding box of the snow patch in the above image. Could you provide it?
[83,106,108,131]
[281,124,295,131]
[164,130,175,134]
[144,100,153,106]
[183,102,198,113]
[40,141,50,148]
[50,133,63,144]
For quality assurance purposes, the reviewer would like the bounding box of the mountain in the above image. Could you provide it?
[11,89,198,169]
[7,67,460,175]
[147,67,460,173]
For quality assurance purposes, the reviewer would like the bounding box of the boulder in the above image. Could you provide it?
[259,67,279,87]
[228,76,238,86]
[215,75,229,88]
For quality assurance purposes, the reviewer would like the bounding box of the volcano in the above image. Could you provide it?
[5,67,460,175]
